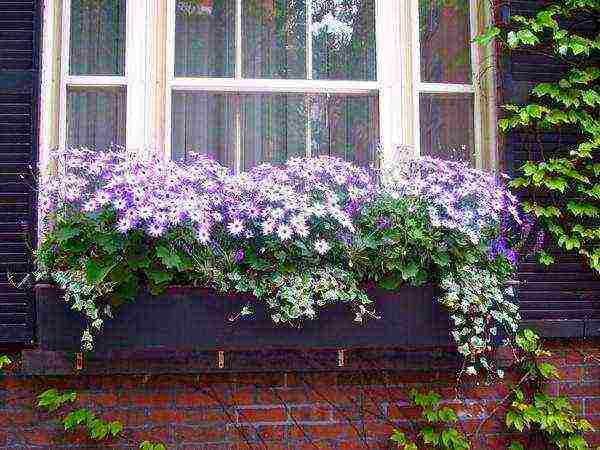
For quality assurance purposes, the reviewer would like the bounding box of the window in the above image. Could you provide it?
[40,0,496,171]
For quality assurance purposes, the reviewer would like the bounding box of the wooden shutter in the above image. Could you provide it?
[500,0,600,338]
[0,0,39,344]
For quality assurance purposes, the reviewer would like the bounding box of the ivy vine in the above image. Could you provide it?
[476,0,600,271]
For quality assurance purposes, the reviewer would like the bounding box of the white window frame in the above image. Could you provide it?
[39,0,496,174]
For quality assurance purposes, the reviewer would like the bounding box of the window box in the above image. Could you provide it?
[35,284,451,352]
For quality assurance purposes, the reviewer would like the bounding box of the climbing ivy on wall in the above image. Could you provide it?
[476,0,600,271]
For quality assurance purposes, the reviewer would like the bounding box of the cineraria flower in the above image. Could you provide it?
[227,219,245,236]
[276,224,293,241]
[314,239,331,255]
[196,226,210,244]
[147,222,165,237]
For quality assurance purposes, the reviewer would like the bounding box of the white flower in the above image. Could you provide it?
[466,366,477,376]
[196,227,210,244]
[276,224,293,241]
[227,219,245,236]
[314,239,331,255]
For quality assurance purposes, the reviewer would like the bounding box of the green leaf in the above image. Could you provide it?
[109,420,123,436]
[155,245,184,270]
[56,226,80,242]
[473,26,501,46]
[508,442,525,450]
[84,259,116,284]
[0,354,11,370]
[147,269,173,285]
[420,427,440,445]
[538,362,561,380]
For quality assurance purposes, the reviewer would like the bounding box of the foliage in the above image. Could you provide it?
[505,329,595,449]
[476,0,600,271]
[36,388,166,448]
[390,389,469,450]
[0,354,11,370]
[36,148,532,376]
[389,329,593,449]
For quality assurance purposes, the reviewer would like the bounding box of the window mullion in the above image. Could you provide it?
[234,0,243,172]
[305,0,313,157]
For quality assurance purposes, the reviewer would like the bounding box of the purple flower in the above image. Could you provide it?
[234,249,245,263]
[376,216,392,230]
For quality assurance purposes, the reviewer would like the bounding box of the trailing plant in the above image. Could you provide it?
[36,388,166,449]
[504,329,594,449]
[390,389,470,450]
[36,148,534,376]
[476,0,600,271]
[389,329,594,449]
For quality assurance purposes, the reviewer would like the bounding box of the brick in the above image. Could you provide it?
[174,424,227,443]
[175,390,221,407]
[585,398,600,416]
[237,406,286,423]
[122,390,174,407]
[289,405,333,422]
[559,381,600,397]
[107,408,148,426]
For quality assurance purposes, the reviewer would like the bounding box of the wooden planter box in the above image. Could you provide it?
[35,284,452,352]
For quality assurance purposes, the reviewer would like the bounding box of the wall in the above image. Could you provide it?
[1,339,599,449]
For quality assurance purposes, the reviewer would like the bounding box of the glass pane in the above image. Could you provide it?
[171,92,236,166]
[419,93,474,162]
[311,93,379,165]
[67,86,126,149]
[312,0,376,81]
[419,0,472,83]
[69,0,126,75]
[175,0,236,77]
[240,93,307,169]
[243,0,306,79]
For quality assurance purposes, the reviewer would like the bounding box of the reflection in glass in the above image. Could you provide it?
[419,93,474,162]
[67,87,127,149]
[311,93,379,165]
[243,0,306,79]
[419,0,471,83]
[175,0,236,77]
[312,0,376,80]
[240,93,306,169]
[69,0,126,75]
[171,92,236,166]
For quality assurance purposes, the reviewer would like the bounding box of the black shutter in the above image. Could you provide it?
[501,0,600,338]
[0,0,39,344]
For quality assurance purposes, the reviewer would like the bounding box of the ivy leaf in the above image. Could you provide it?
[538,362,561,380]
[109,420,123,436]
[147,269,173,285]
[56,226,80,242]
[0,355,11,370]
[473,26,500,46]
[508,442,525,450]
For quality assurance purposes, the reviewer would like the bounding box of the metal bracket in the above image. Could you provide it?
[337,349,345,367]
[217,351,225,369]
[75,352,84,371]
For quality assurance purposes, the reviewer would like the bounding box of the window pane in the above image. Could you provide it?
[175,0,236,77]
[69,0,126,75]
[419,0,472,83]
[171,92,236,166]
[67,86,126,149]
[311,93,379,165]
[312,0,376,81]
[419,93,474,162]
[240,93,307,169]
[243,0,306,79]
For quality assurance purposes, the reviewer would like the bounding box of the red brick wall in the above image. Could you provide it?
[1,340,599,449]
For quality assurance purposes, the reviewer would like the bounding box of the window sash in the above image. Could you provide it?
[58,0,149,151]
[165,0,384,170]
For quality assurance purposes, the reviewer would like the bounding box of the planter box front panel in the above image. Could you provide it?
[36,285,452,352]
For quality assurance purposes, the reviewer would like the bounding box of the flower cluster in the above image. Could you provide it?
[381,156,522,244]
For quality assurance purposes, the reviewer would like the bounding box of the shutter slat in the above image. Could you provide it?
[0,0,37,344]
